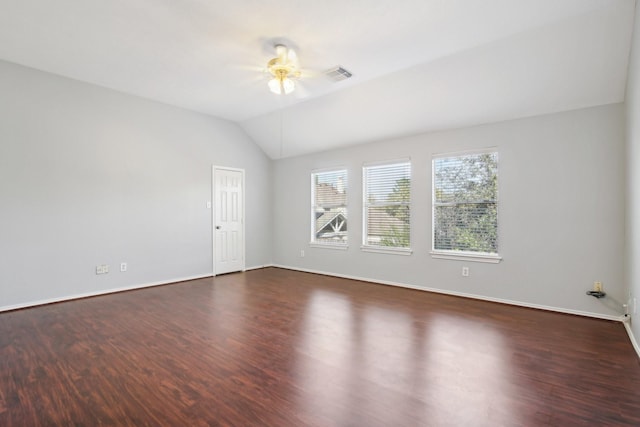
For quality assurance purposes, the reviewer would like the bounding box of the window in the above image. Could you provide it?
[362,160,411,253]
[311,169,347,246]
[432,150,499,262]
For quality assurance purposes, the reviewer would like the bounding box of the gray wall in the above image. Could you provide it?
[0,60,272,310]
[273,104,625,319]
[626,4,640,343]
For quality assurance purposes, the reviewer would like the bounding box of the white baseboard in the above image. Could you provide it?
[244,264,274,272]
[271,264,624,322]
[623,319,640,360]
[0,273,213,313]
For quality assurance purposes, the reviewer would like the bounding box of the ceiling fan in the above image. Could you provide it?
[262,41,353,98]
[266,44,302,95]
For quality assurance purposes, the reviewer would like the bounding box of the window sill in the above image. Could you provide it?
[361,246,413,256]
[309,242,349,251]
[430,251,502,263]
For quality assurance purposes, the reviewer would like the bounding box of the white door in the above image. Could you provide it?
[213,167,245,275]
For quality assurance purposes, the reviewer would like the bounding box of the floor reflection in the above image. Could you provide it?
[425,315,516,425]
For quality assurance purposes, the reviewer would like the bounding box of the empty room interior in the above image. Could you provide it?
[3,0,640,425]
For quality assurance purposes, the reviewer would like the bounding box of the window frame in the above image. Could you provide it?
[310,167,349,249]
[361,159,412,256]
[430,149,502,263]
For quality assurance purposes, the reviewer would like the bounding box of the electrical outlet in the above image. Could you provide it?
[462,266,469,277]
[593,281,603,292]
[120,262,127,272]
[96,264,109,275]
[300,250,305,257]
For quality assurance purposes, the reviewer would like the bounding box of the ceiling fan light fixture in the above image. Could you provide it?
[268,78,281,94]
[268,76,295,95]
[281,78,295,94]
[266,44,299,95]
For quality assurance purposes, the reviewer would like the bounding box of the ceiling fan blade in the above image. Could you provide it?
[288,48,300,69]
[300,68,324,79]
[275,44,288,63]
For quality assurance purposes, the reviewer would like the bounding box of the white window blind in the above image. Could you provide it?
[311,169,347,245]
[432,151,498,255]
[363,161,411,249]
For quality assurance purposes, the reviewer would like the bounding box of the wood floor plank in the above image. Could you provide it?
[1,267,640,426]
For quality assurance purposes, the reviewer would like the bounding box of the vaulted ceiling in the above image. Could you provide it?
[0,0,635,158]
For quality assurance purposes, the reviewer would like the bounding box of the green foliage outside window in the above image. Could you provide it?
[382,177,410,247]
[433,152,498,254]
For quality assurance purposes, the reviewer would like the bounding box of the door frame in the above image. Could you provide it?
[212,165,246,276]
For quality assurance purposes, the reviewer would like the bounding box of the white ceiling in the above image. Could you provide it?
[0,0,635,158]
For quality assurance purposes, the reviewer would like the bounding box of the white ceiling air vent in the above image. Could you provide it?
[325,66,353,82]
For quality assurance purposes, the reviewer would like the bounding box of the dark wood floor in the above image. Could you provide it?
[1,267,640,426]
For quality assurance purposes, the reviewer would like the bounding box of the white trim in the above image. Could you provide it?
[431,146,498,159]
[270,264,622,322]
[623,318,640,360]
[310,165,348,174]
[362,157,411,168]
[309,243,349,250]
[0,273,212,313]
[244,264,274,271]
[361,245,413,256]
[430,251,502,263]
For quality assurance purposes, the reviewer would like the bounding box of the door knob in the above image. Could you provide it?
[216,226,221,229]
